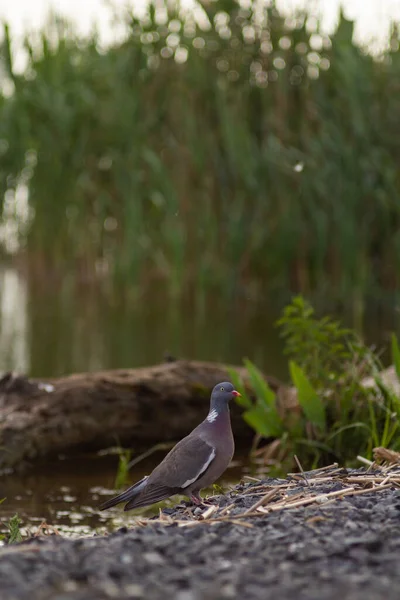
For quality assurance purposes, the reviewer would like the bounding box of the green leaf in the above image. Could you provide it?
[242,359,283,436]
[243,406,282,438]
[243,359,276,410]
[226,367,252,408]
[289,361,326,430]
[229,362,283,438]
[391,334,400,380]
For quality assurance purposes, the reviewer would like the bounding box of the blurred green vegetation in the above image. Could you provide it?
[0,510,23,544]
[230,296,400,473]
[114,448,132,489]
[0,1,399,305]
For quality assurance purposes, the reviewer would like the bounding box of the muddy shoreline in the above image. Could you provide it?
[1,465,400,600]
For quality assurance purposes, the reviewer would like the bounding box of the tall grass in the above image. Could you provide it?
[0,1,399,305]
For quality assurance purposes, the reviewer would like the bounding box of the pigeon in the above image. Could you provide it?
[100,382,240,511]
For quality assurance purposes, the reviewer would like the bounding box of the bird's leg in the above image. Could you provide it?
[190,492,202,505]
[190,492,213,507]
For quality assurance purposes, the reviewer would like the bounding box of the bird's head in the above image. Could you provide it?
[209,382,241,416]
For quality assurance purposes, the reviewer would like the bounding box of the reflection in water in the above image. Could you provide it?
[0,267,29,374]
[20,267,287,379]
[0,265,398,380]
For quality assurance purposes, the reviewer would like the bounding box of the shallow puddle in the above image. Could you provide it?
[0,451,248,542]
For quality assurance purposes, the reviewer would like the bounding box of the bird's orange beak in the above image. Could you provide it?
[232,390,241,397]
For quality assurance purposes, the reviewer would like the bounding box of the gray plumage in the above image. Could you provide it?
[100,382,239,511]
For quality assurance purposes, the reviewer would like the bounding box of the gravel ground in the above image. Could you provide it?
[1,465,400,600]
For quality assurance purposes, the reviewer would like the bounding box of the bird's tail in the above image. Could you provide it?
[99,476,148,511]
[123,487,174,511]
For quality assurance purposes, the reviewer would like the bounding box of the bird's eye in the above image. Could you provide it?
[220,386,225,391]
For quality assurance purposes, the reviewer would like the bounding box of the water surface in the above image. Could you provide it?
[0,265,398,380]
[0,452,248,541]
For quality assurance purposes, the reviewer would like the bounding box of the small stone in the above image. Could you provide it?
[162,508,175,515]
[315,495,329,504]
[118,526,128,534]
[124,584,144,597]
[175,591,197,600]
[344,520,358,530]
[62,580,78,592]
[121,553,133,564]
[143,552,165,565]
[319,570,332,580]
[217,559,232,571]
[102,581,121,598]
[221,583,236,598]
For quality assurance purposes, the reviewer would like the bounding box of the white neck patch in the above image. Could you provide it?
[207,408,218,423]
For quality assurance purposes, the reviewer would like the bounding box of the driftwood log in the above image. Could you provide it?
[1,358,397,473]
[0,360,286,472]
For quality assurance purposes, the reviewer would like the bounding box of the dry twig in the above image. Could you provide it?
[138,463,400,530]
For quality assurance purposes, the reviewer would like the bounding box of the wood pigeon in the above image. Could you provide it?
[100,382,239,511]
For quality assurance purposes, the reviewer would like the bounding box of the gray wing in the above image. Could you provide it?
[147,435,216,490]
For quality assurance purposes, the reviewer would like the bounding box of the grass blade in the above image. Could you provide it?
[391,334,400,380]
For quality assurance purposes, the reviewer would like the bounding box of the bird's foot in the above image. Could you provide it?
[190,494,202,505]
[190,495,214,507]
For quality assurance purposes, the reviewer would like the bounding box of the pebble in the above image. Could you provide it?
[175,592,198,600]
[221,583,236,598]
[124,584,144,597]
[315,495,329,504]
[143,552,165,565]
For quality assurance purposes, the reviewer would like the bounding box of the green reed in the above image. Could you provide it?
[0,2,399,304]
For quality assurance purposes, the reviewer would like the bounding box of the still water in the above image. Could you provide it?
[0,265,398,380]
[0,264,288,379]
[0,451,248,540]
[0,263,398,539]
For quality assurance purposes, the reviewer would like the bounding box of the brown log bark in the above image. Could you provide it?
[0,360,285,472]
